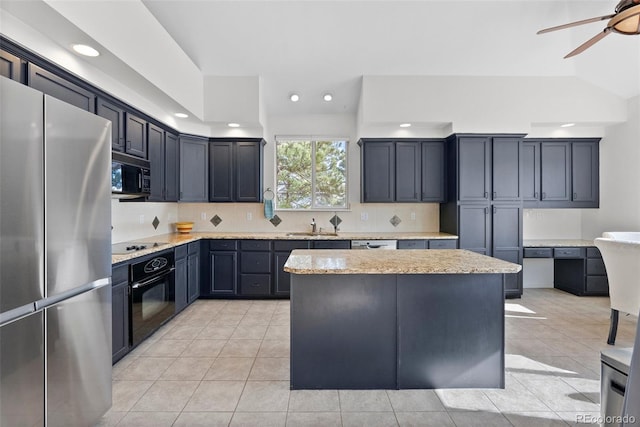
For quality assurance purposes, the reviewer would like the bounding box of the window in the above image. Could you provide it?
[275,138,348,209]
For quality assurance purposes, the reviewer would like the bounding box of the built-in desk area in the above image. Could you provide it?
[523,239,609,296]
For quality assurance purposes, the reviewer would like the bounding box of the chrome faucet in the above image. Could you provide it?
[310,218,317,234]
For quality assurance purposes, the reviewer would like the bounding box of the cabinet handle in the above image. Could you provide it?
[251,283,261,287]
[484,192,488,199]
[484,207,489,214]
[534,192,539,198]
[493,206,497,214]
[542,192,546,200]
[493,191,497,199]
[573,192,577,199]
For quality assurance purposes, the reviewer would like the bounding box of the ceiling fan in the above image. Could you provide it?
[537,0,640,58]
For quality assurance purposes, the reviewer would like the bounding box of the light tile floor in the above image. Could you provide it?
[99,289,638,426]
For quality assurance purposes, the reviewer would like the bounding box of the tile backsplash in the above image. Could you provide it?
[112,200,440,242]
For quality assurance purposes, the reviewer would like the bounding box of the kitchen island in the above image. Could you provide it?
[284,249,521,390]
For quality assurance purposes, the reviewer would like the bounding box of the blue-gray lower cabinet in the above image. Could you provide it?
[112,263,130,364]
[397,239,457,249]
[175,255,188,314]
[274,240,310,295]
[187,242,200,303]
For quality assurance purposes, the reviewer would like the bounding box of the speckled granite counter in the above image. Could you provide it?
[111,231,458,264]
[523,239,595,247]
[284,249,521,275]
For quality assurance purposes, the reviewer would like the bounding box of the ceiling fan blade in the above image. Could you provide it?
[564,28,612,58]
[537,14,615,34]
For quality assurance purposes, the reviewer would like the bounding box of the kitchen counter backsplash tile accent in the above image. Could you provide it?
[111,231,458,264]
[390,215,401,227]
[210,214,222,227]
[152,216,160,229]
[270,215,282,227]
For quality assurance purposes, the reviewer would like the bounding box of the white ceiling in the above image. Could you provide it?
[1,0,639,123]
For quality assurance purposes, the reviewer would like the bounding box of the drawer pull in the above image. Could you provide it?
[251,283,261,287]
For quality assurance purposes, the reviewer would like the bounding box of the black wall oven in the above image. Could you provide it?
[130,251,175,347]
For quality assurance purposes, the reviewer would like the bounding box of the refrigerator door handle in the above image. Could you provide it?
[34,277,111,311]
[0,302,36,327]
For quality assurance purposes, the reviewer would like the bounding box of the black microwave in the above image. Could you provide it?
[111,152,151,199]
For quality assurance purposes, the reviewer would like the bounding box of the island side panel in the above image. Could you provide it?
[397,274,505,389]
[290,274,397,389]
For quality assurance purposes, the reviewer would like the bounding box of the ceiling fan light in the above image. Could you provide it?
[613,13,640,34]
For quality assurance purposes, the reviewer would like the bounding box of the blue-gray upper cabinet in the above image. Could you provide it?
[96,98,125,152]
[359,139,445,203]
[0,49,24,83]
[360,140,395,202]
[27,63,95,113]
[421,141,446,202]
[209,139,264,202]
[523,138,599,208]
[453,135,523,203]
[148,124,179,202]
[124,112,147,159]
[179,135,209,202]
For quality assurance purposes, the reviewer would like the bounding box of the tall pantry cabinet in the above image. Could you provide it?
[440,134,525,298]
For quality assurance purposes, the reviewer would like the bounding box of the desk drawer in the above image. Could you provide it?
[428,239,457,249]
[241,252,272,273]
[210,240,238,251]
[587,247,602,258]
[398,240,427,249]
[523,248,552,258]
[554,247,585,258]
[240,274,271,295]
[273,240,309,251]
[587,258,607,276]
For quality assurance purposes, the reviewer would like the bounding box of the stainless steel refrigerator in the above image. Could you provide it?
[0,77,112,426]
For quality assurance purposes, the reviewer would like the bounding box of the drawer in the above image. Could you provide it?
[523,248,552,258]
[553,247,585,258]
[587,247,602,258]
[398,240,427,249]
[587,258,607,276]
[240,240,271,251]
[273,240,309,251]
[112,263,129,284]
[586,276,609,294]
[240,274,271,295]
[311,240,351,249]
[428,239,457,249]
[241,252,272,273]
[188,241,199,255]
[175,244,188,259]
[210,240,238,251]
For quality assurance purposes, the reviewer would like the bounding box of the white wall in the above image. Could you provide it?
[111,201,178,243]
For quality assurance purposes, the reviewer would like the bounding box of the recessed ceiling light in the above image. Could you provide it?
[174,113,189,118]
[560,123,575,128]
[290,93,300,102]
[227,122,240,128]
[72,44,100,57]
[400,123,412,128]
[323,93,333,102]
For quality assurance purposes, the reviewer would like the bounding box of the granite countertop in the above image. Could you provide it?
[283,249,522,275]
[523,239,595,247]
[112,231,458,264]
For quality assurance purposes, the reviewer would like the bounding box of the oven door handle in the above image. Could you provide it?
[132,267,175,289]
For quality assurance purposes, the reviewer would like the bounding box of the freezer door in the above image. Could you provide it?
[47,284,112,427]
[0,78,44,314]
[0,311,45,426]
[44,95,111,297]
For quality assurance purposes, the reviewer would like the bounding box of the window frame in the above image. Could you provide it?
[274,136,350,211]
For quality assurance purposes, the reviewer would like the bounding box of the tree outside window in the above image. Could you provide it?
[276,138,348,209]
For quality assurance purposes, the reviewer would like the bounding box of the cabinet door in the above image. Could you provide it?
[311,240,351,249]
[395,142,421,202]
[111,280,129,363]
[207,251,237,295]
[164,133,179,202]
[458,204,491,255]
[492,137,521,201]
[125,113,147,158]
[421,141,445,202]
[175,256,188,314]
[540,142,571,202]
[362,142,394,202]
[492,204,523,297]
[147,123,165,201]
[0,49,24,82]
[236,141,262,202]
[458,137,490,202]
[209,141,234,201]
[96,98,125,152]
[522,142,540,202]
[572,141,599,205]
[28,64,95,112]
[188,253,200,303]
[180,136,209,202]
